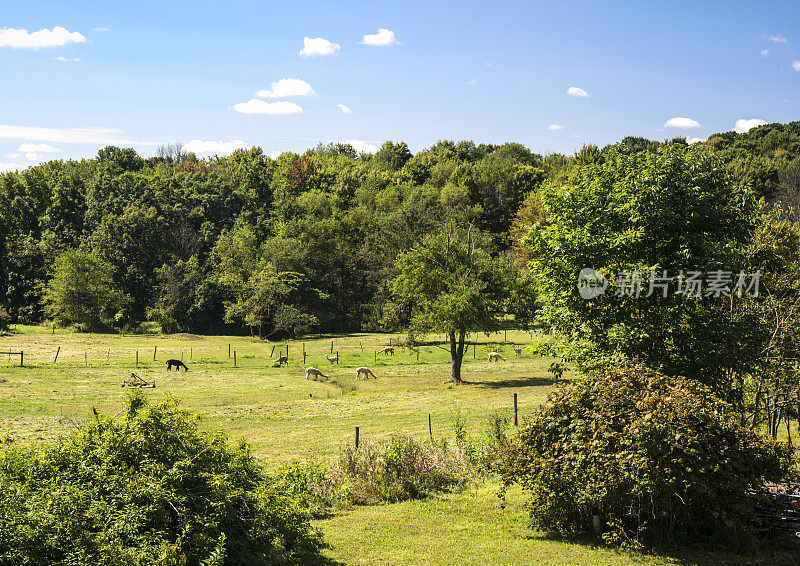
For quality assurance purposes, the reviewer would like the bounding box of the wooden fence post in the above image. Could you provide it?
[54,346,60,364]
[355,426,360,449]
[513,393,518,427]
[85,352,87,367]
[473,343,476,359]
[336,351,339,365]
[234,351,237,368]
[330,340,334,354]
[190,347,192,360]
[429,414,433,442]
[154,346,157,361]
[270,345,275,357]
[136,351,138,367]
[416,348,419,362]
[228,344,231,358]
[504,330,507,343]
[20,351,23,367]
[303,343,306,364]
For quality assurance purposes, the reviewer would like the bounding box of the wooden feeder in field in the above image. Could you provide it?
[122,372,156,388]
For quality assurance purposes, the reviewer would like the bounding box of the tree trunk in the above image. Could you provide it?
[449,330,465,384]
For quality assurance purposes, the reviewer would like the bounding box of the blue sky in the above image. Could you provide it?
[1,0,798,170]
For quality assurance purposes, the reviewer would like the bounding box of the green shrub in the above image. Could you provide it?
[498,363,795,547]
[333,436,470,505]
[0,395,323,565]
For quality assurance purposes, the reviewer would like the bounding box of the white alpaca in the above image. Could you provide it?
[356,366,378,380]
[377,346,394,356]
[512,345,522,357]
[305,367,329,380]
[488,352,506,362]
[325,353,339,364]
[273,355,288,366]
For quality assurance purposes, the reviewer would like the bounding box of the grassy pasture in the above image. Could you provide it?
[1,326,792,565]
[0,326,558,463]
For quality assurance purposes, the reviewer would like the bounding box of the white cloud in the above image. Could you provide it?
[18,143,60,153]
[664,117,701,129]
[734,118,767,133]
[232,99,303,115]
[548,124,565,131]
[5,153,20,158]
[0,26,86,49]
[0,162,23,173]
[25,152,42,160]
[686,137,705,144]
[0,124,152,145]
[360,28,399,47]
[761,49,770,57]
[765,33,788,44]
[468,78,478,85]
[256,78,315,99]
[567,86,590,98]
[54,56,80,62]
[793,61,800,71]
[92,27,109,32]
[182,139,249,155]
[267,150,282,159]
[342,139,378,154]
[299,37,340,57]
[337,104,351,114]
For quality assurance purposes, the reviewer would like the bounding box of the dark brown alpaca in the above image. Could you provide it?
[166,359,188,371]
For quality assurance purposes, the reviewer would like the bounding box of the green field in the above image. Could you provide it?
[0,327,792,565]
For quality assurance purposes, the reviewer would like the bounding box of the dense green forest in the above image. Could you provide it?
[1,121,799,337]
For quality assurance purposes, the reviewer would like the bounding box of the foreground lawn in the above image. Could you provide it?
[318,482,798,566]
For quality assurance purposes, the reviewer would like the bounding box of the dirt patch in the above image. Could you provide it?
[170,333,203,340]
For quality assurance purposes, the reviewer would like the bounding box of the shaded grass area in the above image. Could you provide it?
[317,482,797,566]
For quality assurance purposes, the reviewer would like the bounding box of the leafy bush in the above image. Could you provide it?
[0,395,323,565]
[498,363,796,547]
[0,307,9,332]
[332,436,470,505]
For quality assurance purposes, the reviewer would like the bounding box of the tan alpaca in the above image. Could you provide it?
[305,367,329,380]
[488,352,506,362]
[356,366,378,380]
[377,346,394,356]
[273,355,288,366]
[325,354,338,364]
[512,345,522,357]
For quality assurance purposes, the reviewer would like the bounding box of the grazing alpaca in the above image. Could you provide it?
[488,352,506,362]
[512,345,522,357]
[305,367,329,380]
[166,359,188,372]
[356,366,378,380]
[325,353,339,364]
[273,355,288,366]
[377,346,395,356]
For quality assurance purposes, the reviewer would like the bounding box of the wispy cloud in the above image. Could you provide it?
[0,124,153,145]
[18,143,60,153]
[468,78,478,85]
[664,117,701,129]
[548,124,565,131]
[360,28,399,47]
[92,27,109,32]
[54,56,80,62]
[337,104,351,114]
[233,99,303,115]
[734,118,767,133]
[0,26,86,49]
[761,49,770,57]
[183,139,248,155]
[5,153,20,158]
[793,61,800,71]
[686,137,705,144]
[342,139,378,153]
[567,86,590,98]
[0,163,23,173]
[764,33,788,44]
[299,37,340,57]
[256,78,315,99]
[267,150,282,159]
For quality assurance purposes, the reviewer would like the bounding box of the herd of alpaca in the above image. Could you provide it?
[162,342,526,380]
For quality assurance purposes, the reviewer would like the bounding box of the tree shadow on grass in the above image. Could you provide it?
[466,376,565,389]
[527,531,799,566]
